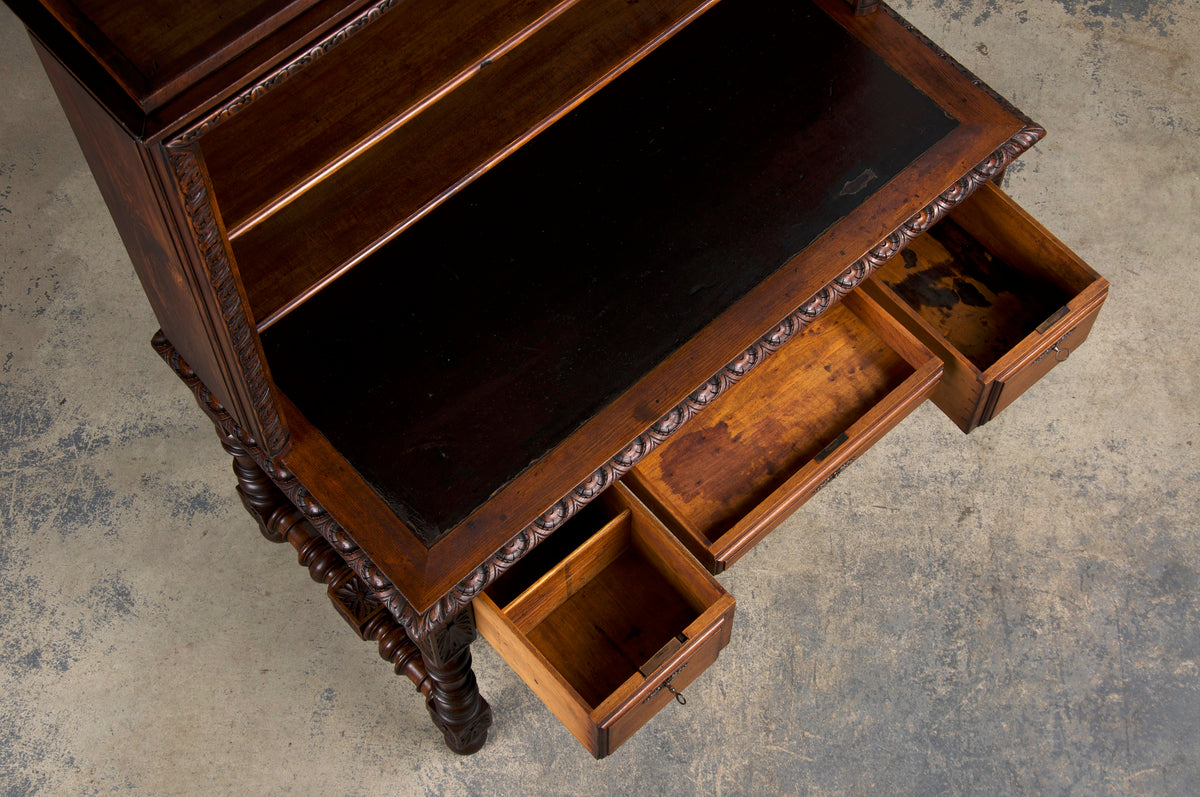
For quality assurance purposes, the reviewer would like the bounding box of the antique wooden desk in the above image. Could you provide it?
[8,0,1107,757]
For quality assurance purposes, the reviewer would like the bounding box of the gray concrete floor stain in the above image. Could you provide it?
[2,0,1199,794]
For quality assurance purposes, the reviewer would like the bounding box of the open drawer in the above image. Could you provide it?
[473,481,735,758]
[862,181,1109,433]
[623,290,942,574]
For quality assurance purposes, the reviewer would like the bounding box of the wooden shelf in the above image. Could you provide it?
[200,0,575,234]
[223,0,721,328]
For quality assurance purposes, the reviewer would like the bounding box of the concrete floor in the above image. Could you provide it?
[2,1,1198,794]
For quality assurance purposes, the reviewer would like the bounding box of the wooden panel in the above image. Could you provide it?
[473,591,594,749]
[634,300,907,538]
[860,275,986,430]
[504,510,630,633]
[261,0,1032,614]
[871,223,1070,370]
[30,38,266,443]
[625,291,941,572]
[597,613,731,757]
[622,488,727,610]
[945,182,1100,296]
[478,501,612,609]
[526,548,699,708]
[200,0,574,233]
[259,0,960,542]
[865,182,1109,432]
[985,292,1107,423]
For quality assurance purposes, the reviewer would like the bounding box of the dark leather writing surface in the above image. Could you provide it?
[263,0,957,544]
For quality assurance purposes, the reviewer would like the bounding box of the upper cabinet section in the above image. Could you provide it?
[9,0,373,129]
[191,0,722,328]
[198,0,575,237]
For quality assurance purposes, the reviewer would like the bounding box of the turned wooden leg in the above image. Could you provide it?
[849,0,879,15]
[217,430,289,543]
[163,338,489,754]
[215,427,494,753]
[411,608,493,755]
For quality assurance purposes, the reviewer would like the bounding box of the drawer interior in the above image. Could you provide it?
[870,182,1099,373]
[624,291,940,569]
[482,494,712,709]
[864,181,1108,431]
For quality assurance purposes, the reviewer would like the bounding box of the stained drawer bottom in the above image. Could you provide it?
[863,182,1109,432]
[624,290,942,572]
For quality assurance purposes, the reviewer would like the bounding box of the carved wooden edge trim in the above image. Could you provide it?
[882,3,1041,131]
[171,0,403,146]
[212,422,437,701]
[159,144,290,457]
[156,2,405,456]
[152,330,406,628]
[153,330,439,643]
[153,125,1041,638]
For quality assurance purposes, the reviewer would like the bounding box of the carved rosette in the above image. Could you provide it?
[154,124,1042,639]
[328,571,386,634]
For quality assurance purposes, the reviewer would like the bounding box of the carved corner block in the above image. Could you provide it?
[327,570,389,639]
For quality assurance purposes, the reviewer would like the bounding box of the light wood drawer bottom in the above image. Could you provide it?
[624,290,942,573]
[474,482,735,758]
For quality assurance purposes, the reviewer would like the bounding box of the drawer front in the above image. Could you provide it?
[599,610,733,756]
[983,291,1107,424]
